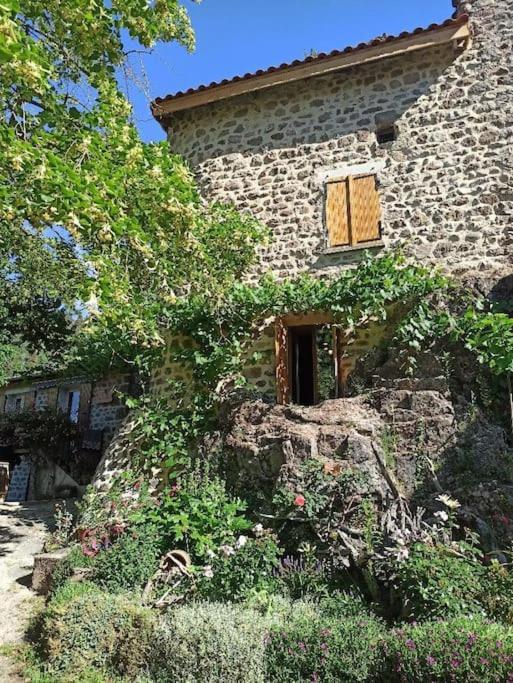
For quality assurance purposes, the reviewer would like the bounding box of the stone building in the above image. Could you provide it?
[151,0,512,407]
[0,372,133,500]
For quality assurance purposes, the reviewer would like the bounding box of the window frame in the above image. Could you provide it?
[319,160,386,253]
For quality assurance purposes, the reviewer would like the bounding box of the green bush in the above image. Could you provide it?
[319,590,376,619]
[196,536,281,602]
[273,551,332,600]
[50,545,95,594]
[149,473,251,561]
[381,617,513,682]
[151,601,272,683]
[265,612,385,682]
[394,543,486,620]
[38,580,155,680]
[91,523,162,592]
[481,561,513,624]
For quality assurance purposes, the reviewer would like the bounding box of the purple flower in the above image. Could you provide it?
[450,658,461,669]
[405,639,416,650]
[426,655,436,667]
[298,642,306,651]
[480,658,490,666]
[320,643,328,652]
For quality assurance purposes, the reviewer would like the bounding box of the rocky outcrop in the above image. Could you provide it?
[224,396,392,501]
[221,385,510,505]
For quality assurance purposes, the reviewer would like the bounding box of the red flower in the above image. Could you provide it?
[294,494,306,507]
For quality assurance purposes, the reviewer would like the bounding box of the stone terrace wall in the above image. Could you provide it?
[166,0,512,283]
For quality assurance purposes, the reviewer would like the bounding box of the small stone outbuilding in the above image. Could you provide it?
[0,372,134,500]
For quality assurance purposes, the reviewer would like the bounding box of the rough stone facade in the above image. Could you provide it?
[165,0,511,283]
[152,0,512,405]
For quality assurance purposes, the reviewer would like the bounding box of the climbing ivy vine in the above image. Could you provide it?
[117,250,513,483]
[164,252,449,391]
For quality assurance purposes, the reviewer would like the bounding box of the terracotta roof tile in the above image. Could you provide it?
[152,15,468,112]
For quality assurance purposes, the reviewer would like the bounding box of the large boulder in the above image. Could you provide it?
[221,386,509,504]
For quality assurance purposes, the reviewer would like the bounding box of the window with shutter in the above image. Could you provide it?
[326,180,350,247]
[325,174,381,248]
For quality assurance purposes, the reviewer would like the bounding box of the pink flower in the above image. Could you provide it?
[405,639,416,650]
[426,655,436,666]
[82,540,99,557]
[294,494,306,507]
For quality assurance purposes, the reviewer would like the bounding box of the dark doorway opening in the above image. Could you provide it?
[290,327,317,406]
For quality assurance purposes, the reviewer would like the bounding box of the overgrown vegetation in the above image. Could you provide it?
[24,249,513,681]
[0,0,265,382]
[3,0,513,681]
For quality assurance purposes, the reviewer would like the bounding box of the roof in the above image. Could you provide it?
[152,14,470,121]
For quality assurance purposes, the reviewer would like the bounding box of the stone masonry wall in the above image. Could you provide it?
[0,373,131,444]
[166,0,512,284]
[153,320,392,403]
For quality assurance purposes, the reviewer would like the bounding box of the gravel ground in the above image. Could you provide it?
[0,501,55,682]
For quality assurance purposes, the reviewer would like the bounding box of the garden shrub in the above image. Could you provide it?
[481,561,513,624]
[151,601,272,683]
[319,590,376,619]
[91,522,163,592]
[381,617,513,682]
[265,612,385,682]
[139,472,251,561]
[196,535,281,602]
[273,551,332,600]
[394,542,486,620]
[38,580,155,680]
[50,545,95,594]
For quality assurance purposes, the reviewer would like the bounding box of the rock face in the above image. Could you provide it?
[225,397,392,501]
[221,384,509,503]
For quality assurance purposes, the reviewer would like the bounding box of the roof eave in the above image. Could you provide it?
[152,18,470,123]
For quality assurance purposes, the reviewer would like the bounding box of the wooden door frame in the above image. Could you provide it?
[275,313,345,405]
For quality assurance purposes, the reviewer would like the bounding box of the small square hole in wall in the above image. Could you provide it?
[376,125,397,145]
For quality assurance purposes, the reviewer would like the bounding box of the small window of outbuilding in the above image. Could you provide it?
[325,174,382,249]
[58,389,81,423]
[67,391,81,424]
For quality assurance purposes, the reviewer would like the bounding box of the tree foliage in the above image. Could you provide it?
[0,0,265,381]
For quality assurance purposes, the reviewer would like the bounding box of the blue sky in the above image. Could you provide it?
[122,0,455,142]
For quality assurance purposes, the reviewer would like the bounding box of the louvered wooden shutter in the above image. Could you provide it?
[326,181,350,247]
[325,174,381,247]
[348,175,381,243]
[275,317,290,404]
